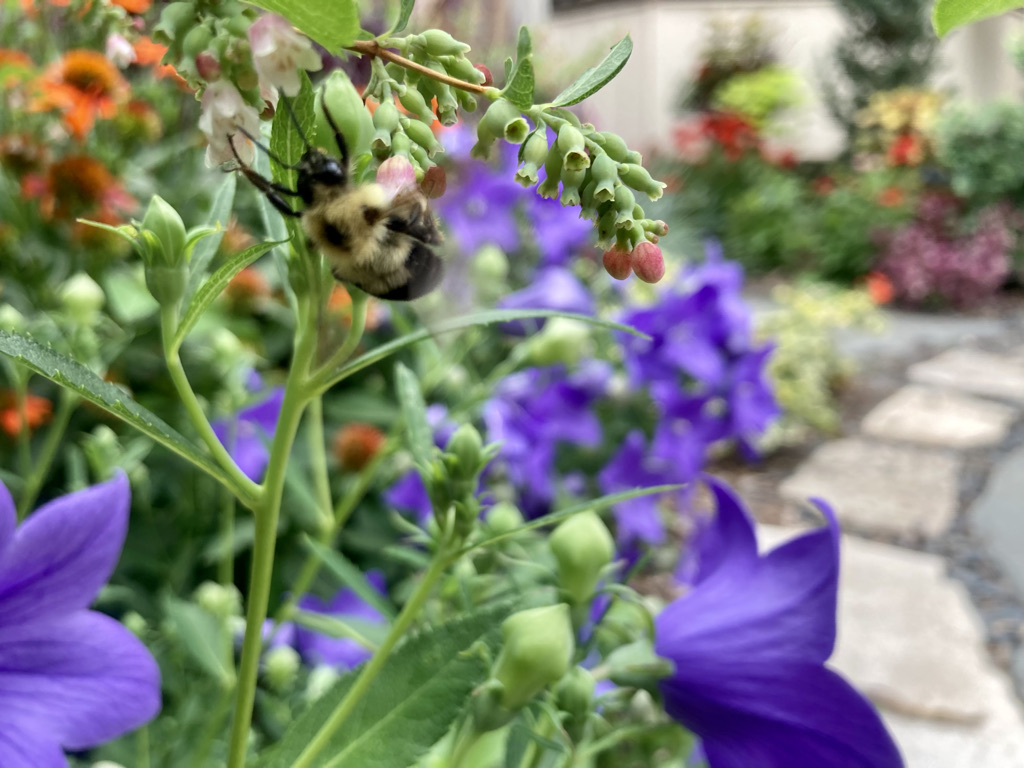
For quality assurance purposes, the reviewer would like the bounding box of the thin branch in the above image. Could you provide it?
[345,39,491,96]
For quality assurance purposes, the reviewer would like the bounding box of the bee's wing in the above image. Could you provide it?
[384,188,443,245]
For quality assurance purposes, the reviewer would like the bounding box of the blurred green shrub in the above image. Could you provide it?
[935,102,1024,209]
[712,66,803,131]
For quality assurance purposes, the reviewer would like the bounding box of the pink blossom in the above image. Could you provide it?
[248,13,323,97]
[105,34,136,69]
[198,81,261,167]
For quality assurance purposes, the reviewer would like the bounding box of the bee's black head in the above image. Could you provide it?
[296,149,347,205]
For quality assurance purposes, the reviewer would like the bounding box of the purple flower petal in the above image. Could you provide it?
[294,572,388,670]
[0,474,129,627]
[0,610,161,753]
[0,480,14,562]
[0,730,65,768]
[213,388,285,482]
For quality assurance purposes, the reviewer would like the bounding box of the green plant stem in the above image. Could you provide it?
[160,306,260,508]
[289,546,455,768]
[218,484,235,585]
[17,389,76,516]
[346,39,495,96]
[310,291,369,388]
[306,395,333,529]
[225,301,319,768]
[193,686,235,767]
[136,725,151,768]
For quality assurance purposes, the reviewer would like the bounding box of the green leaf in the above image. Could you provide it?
[933,0,1023,35]
[503,59,535,111]
[551,35,632,107]
[0,330,235,489]
[244,0,360,52]
[186,173,237,300]
[394,362,433,471]
[255,603,516,768]
[173,241,282,349]
[461,484,688,555]
[516,25,532,61]
[163,596,232,684]
[292,610,389,649]
[315,309,648,392]
[302,536,397,620]
[391,0,416,34]
[271,72,316,192]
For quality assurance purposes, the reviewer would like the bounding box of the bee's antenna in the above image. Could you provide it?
[280,94,313,150]
[232,127,299,169]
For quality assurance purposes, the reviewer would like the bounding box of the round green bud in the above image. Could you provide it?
[554,666,596,734]
[592,131,630,162]
[529,317,592,369]
[456,89,478,113]
[401,117,440,156]
[443,55,487,85]
[194,580,243,618]
[445,423,484,482]
[493,604,575,710]
[398,87,435,123]
[618,163,666,201]
[0,305,25,333]
[549,511,614,605]
[471,243,509,283]
[597,209,617,245]
[122,610,148,637]
[485,501,524,537]
[263,645,301,692]
[223,15,252,38]
[479,99,528,146]
[305,665,340,702]
[316,71,374,158]
[60,273,105,323]
[390,131,412,160]
[590,153,618,203]
[373,99,402,133]
[420,29,471,57]
[557,124,589,171]
[181,24,214,60]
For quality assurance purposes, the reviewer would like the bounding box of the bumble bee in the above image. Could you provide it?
[229,105,444,301]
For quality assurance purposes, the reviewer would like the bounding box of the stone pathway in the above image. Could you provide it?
[770,335,1024,767]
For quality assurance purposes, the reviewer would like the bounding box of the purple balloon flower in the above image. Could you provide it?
[0,474,161,768]
[212,387,285,482]
[655,478,902,768]
[294,571,389,669]
[497,267,595,335]
[525,194,593,267]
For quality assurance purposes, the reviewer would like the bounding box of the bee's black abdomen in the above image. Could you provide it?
[322,222,349,248]
[379,242,444,301]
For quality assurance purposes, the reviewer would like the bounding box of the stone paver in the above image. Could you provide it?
[862,385,1018,449]
[779,437,961,538]
[970,445,1024,596]
[760,527,1024,767]
[909,348,1024,403]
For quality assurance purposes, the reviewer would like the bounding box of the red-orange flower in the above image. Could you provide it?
[877,187,904,208]
[111,0,150,12]
[332,423,386,471]
[0,391,53,437]
[132,36,186,85]
[865,271,895,305]
[25,155,135,221]
[30,50,128,140]
[812,176,836,196]
[887,133,923,167]
[226,266,271,303]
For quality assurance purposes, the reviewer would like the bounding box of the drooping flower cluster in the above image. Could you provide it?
[655,478,902,768]
[602,243,777,548]
[0,474,161,767]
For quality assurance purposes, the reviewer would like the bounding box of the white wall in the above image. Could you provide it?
[533,1,1024,160]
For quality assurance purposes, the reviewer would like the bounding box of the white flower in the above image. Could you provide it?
[198,81,261,167]
[105,33,136,69]
[248,13,323,97]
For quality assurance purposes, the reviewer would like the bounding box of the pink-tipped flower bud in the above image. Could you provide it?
[631,241,665,284]
[602,246,632,280]
[475,63,493,87]
[376,155,417,200]
[195,51,221,81]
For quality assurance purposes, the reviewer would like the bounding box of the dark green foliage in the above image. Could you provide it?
[823,0,938,141]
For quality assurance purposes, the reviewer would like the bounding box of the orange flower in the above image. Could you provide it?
[328,284,353,316]
[0,391,53,437]
[887,133,924,167]
[27,155,135,220]
[30,50,128,140]
[877,187,904,208]
[226,266,271,302]
[332,423,386,471]
[865,271,895,305]
[132,36,186,86]
[111,0,150,12]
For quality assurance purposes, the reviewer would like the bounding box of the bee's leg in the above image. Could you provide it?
[229,136,302,218]
[321,104,349,166]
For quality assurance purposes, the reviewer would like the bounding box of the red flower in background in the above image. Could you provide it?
[887,133,924,166]
[29,50,128,140]
[700,111,759,159]
[21,155,135,221]
[0,391,52,437]
[877,187,905,208]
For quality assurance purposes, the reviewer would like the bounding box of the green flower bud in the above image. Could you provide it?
[613,185,636,228]
[529,317,592,368]
[305,665,340,702]
[478,99,528,149]
[153,2,194,46]
[619,163,666,201]
[59,273,105,323]
[537,146,563,199]
[194,580,242,618]
[384,61,406,83]
[493,604,575,710]
[592,131,630,162]
[605,639,674,692]
[122,610,148,637]
[181,24,214,60]
[597,209,617,245]
[316,71,374,157]
[554,666,596,740]
[560,166,587,206]
[420,29,472,57]
[398,87,435,123]
[471,243,509,285]
[0,305,25,333]
[471,678,514,732]
[549,511,614,605]
[515,130,549,187]
[590,153,618,203]
[391,131,412,159]
[223,15,252,39]
[625,149,642,164]
[457,89,478,113]
[557,124,589,171]
[373,99,402,133]
[443,55,487,85]
[401,117,440,156]
[435,88,458,126]
[485,501,524,537]
[445,423,484,482]
[263,645,301,692]
[141,195,187,269]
